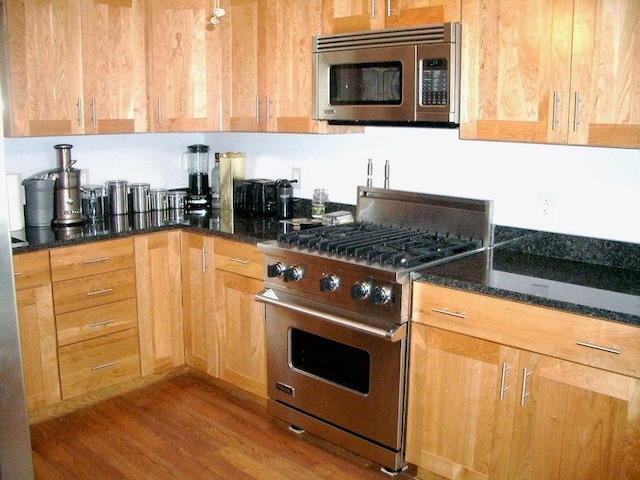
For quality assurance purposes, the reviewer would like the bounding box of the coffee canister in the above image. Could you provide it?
[149,188,168,211]
[105,180,129,215]
[129,183,150,213]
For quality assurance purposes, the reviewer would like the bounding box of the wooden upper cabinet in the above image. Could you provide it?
[2,0,84,137]
[80,0,148,134]
[321,0,461,34]
[460,0,640,148]
[148,0,221,132]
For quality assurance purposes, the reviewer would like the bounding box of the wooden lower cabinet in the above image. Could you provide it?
[213,238,267,398]
[135,231,184,376]
[13,250,61,411]
[181,232,218,376]
[407,283,640,480]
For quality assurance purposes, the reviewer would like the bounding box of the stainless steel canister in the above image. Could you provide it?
[149,188,168,211]
[129,183,150,212]
[81,184,104,221]
[105,180,129,215]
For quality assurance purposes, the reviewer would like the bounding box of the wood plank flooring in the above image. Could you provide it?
[30,373,416,479]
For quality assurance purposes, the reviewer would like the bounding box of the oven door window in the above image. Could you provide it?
[329,62,402,105]
[290,328,370,394]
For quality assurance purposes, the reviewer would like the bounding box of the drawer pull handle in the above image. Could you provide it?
[228,257,249,265]
[84,256,110,264]
[86,288,113,297]
[88,319,115,328]
[91,360,117,371]
[500,362,510,401]
[576,341,621,355]
[14,272,23,277]
[431,307,466,319]
[520,368,532,407]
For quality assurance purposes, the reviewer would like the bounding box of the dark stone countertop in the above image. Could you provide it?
[413,226,640,327]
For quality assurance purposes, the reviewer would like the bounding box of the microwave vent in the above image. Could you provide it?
[314,23,458,52]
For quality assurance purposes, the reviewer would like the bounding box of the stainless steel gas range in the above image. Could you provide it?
[256,187,493,474]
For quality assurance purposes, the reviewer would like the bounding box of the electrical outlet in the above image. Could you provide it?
[291,167,301,189]
[538,193,555,217]
[80,169,89,186]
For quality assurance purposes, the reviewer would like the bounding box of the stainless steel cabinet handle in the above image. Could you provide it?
[91,360,117,371]
[266,96,271,124]
[228,257,249,265]
[431,307,466,319]
[157,98,163,125]
[371,0,376,18]
[573,91,581,132]
[500,362,510,401]
[202,246,209,273]
[576,340,621,355]
[256,288,406,342]
[520,368,531,407]
[552,91,560,131]
[86,288,113,297]
[89,319,115,328]
[76,98,83,126]
[91,98,97,127]
[84,256,110,264]
[386,0,392,17]
[256,96,261,123]
[14,272,23,277]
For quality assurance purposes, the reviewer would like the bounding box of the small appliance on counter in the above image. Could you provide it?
[184,144,211,213]
[51,144,85,226]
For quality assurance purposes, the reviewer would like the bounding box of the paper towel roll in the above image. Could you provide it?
[6,173,24,231]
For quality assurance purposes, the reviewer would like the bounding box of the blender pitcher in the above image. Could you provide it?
[183,144,212,211]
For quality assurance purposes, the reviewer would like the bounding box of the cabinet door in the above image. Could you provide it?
[220,0,267,131]
[181,232,218,376]
[322,0,460,34]
[135,231,184,375]
[149,0,221,132]
[3,0,84,136]
[567,0,640,148]
[80,0,148,134]
[509,351,640,480]
[16,285,61,411]
[406,325,517,479]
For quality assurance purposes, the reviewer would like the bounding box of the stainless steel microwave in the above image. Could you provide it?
[313,23,461,127]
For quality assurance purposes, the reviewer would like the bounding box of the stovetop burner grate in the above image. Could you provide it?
[277,222,481,270]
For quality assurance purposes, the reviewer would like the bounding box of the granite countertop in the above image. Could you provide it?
[414,226,640,327]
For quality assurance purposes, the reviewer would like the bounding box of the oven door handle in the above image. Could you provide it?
[255,289,406,342]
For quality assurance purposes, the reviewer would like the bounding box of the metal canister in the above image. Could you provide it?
[149,188,168,211]
[105,180,129,215]
[129,183,151,213]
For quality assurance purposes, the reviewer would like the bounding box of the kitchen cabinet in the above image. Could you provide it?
[148,0,221,132]
[13,251,61,411]
[1,0,147,136]
[460,0,640,148]
[135,231,184,376]
[221,0,359,133]
[321,0,461,34]
[80,0,148,134]
[50,238,140,399]
[181,232,218,376]
[213,237,267,398]
[2,0,84,136]
[407,282,640,480]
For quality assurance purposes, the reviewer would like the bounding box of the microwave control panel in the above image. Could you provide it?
[421,58,449,106]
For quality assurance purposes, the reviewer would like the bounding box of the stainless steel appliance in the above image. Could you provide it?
[52,144,84,226]
[185,144,211,212]
[314,23,461,126]
[234,179,278,216]
[256,187,493,473]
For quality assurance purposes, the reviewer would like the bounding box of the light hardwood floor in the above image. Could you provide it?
[30,373,416,479]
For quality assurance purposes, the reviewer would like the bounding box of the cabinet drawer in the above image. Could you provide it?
[56,298,138,346]
[58,328,140,399]
[214,238,263,279]
[53,268,136,314]
[50,238,134,282]
[412,282,640,378]
[13,250,51,289]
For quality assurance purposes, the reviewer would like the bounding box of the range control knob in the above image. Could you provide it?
[371,285,393,305]
[283,265,304,282]
[267,262,285,278]
[350,281,371,300]
[319,274,340,292]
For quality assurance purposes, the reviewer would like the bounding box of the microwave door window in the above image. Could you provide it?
[329,62,402,105]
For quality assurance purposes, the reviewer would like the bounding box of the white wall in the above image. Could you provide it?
[4,128,640,243]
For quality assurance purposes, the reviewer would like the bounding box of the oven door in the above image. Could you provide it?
[256,288,407,450]
[314,45,417,123]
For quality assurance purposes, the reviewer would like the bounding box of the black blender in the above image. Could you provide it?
[184,144,211,213]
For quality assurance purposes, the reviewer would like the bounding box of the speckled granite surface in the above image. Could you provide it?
[415,226,640,327]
